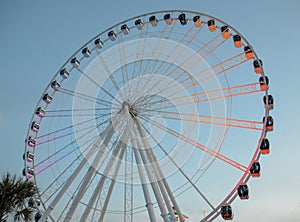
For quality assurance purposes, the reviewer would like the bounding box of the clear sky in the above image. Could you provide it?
[0,0,300,221]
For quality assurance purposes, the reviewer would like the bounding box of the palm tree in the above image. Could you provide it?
[0,172,38,221]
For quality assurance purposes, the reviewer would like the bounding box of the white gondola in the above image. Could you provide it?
[26,167,35,178]
[94,38,103,48]
[43,93,53,104]
[35,107,45,118]
[27,136,36,147]
[71,57,80,67]
[164,13,172,25]
[51,80,61,91]
[25,151,35,162]
[121,24,130,34]
[149,15,158,26]
[31,121,40,132]
[108,31,117,41]
[82,47,91,57]
[135,19,143,30]
[60,68,69,79]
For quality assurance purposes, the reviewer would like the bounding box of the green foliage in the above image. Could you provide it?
[0,172,37,222]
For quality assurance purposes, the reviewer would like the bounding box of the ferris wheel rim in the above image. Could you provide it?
[23,9,272,222]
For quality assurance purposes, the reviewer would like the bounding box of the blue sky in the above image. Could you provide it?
[1,0,300,221]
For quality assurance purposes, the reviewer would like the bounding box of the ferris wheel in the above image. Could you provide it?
[23,10,274,222]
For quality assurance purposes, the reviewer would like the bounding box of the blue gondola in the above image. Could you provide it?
[51,80,61,91]
[82,47,91,57]
[94,38,104,48]
[135,19,143,30]
[121,24,130,34]
[108,30,117,41]
[71,57,80,67]
[60,68,69,79]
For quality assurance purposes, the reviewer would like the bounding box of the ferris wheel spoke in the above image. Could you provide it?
[131,23,177,101]
[141,111,263,131]
[41,154,82,203]
[57,87,116,108]
[131,22,149,81]
[137,25,203,101]
[44,107,115,118]
[197,52,249,84]
[164,51,249,100]
[139,115,247,172]
[116,33,132,100]
[152,23,204,76]
[74,66,123,105]
[138,120,216,211]
[138,82,261,111]
[177,82,262,104]
[34,126,104,175]
[94,48,125,101]
[195,82,262,101]
[162,32,227,83]
[35,113,111,146]
[160,52,248,100]
[140,34,228,101]
[145,51,248,107]
[36,118,117,187]
[141,19,176,73]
